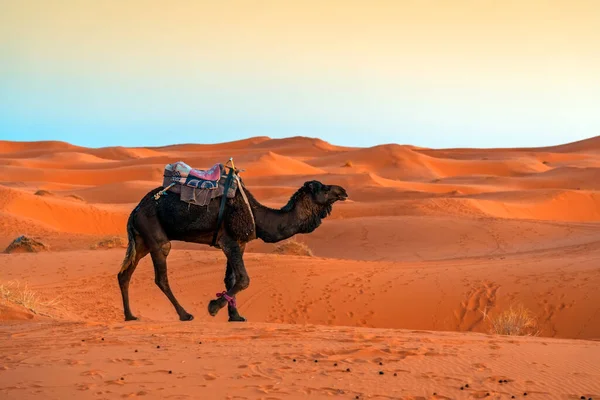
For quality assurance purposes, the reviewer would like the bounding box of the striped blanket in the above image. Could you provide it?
[161,161,238,206]
[164,161,222,189]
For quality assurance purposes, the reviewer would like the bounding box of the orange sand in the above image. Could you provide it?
[1,136,600,398]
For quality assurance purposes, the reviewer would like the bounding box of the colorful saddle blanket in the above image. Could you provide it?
[164,161,222,189]
[162,161,239,207]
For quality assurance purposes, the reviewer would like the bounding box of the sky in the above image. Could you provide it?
[1,0,599,149]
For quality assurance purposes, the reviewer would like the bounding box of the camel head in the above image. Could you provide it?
[247,179,349,242]
[302,180,348,206]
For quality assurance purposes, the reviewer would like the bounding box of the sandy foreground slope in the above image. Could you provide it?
[1,136,600,399]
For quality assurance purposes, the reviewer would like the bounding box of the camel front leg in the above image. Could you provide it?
[223,260,246,322]
[208,237,249,319]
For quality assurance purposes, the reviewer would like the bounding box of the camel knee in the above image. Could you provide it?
[224,274,236,289]
[237,275,250,291]
[160,242,171,257]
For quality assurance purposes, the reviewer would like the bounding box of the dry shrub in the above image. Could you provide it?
[273,238,313,257]
[34,189,54,196]
[488,304,540,336]
[0,280,60,315]
[4,235,49,253]
[91,236,127,250]
[342,160,353,167]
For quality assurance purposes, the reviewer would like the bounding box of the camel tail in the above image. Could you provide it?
[120,210,137,273]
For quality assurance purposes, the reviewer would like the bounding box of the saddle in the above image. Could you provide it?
[164,161,223,189]
[160,161,238,206]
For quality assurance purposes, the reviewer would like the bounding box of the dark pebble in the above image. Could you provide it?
[433,393,437,396]
[199,341,202,344]
[314,360,318,363]
[120,377,124,381]
[504,380,509,383]
[134,350,138,353]
[581,397,586,400]
[379,362,383,366]
[393,373,397,377]
[512,397,515,399]
[156,345,160,349]
[81,340,85,342]
[486,394,490,397]
[293,359,296,362]
[460,387,464,390]
[334,363,338,367]
[465,384,469,388]
[102,338,104,341]
[379,371,384,375]
[524,393,528,396]
[346,368,351,372]
[168,370,172,374]
[355,396,359,399]
[499,380,503,383]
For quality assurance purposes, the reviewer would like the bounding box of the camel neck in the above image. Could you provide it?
[245,188,321,243]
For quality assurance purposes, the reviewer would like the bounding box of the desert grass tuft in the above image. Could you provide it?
[272,238,313,257]
[0,280,60,316]
[488,304,540,336]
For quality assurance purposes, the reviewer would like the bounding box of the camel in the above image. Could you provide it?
[117,162,348,322]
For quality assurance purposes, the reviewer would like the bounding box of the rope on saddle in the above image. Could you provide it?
[211,165,235,247]
[216,291,237,308]
[154,182,175,200]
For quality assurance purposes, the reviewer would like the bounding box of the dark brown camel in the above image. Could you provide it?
[117,174,348,322]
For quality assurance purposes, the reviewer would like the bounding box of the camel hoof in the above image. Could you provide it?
[180,313,194,321]
[125,315,138,321]
[228,315,247,322]
[208,299,224,316]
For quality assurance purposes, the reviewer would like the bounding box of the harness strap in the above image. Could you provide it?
[235,175,256,239]
[211,166,234,247]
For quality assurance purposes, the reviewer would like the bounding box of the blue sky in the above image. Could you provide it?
[2,1,599,149]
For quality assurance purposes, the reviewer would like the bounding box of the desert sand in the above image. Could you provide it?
[1,136,599,399]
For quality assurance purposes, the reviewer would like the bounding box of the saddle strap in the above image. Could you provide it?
[211,167,235,247]
[235,175,255,239]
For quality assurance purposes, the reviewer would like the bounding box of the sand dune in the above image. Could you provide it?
[0,186,128,234]
[1,136,600,398]
[61,180,161,204]
[84,146,165,161]
[0,164,164,185]
[154,136,272,152]
[310,143,551,182]
[250,136,354,156]
[241,151,327,177]
[536,135,600,153]
[0,140,81,155]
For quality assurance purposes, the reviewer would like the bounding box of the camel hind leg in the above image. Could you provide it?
[118,234,149,321]
[150,241,194,321]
